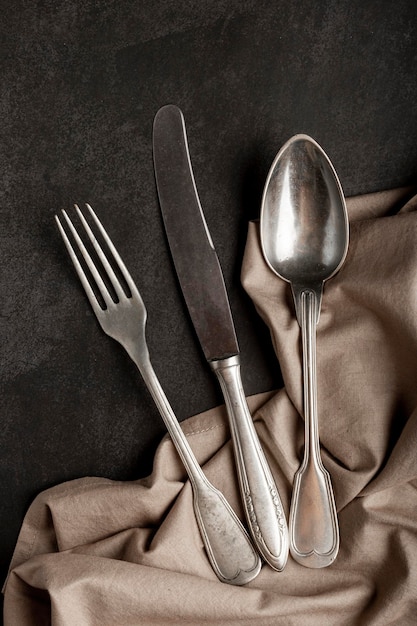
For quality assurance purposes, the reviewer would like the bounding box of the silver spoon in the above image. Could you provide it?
[260,134,348,568]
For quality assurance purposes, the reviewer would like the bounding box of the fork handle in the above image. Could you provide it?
[133,352,261,585]
[191,475,261,584]
[211,355,289,571]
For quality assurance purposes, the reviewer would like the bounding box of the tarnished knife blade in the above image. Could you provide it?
[152,104,289,571]
[153,105,238,362]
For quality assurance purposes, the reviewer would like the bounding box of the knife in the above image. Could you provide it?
[152,104,289,570]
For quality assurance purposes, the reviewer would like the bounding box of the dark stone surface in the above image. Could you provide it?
[1,0,417,612]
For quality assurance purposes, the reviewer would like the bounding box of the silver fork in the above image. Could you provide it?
[55,203,261,585]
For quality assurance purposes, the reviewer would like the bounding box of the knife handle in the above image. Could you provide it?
[211,355,289,571]
[136,353,261,585]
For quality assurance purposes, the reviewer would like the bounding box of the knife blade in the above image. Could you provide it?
[153,104,289,570]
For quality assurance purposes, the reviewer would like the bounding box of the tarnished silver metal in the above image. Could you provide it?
[153,104,289,571]
[211,355,288,556]
[260,134,348,568]
[55,203,261,585]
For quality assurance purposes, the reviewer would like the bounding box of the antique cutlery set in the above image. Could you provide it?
[55,105,349,585]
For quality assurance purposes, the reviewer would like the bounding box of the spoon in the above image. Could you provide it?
[260,134,348,568]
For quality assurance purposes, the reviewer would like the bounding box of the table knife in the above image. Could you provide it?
[152,104,289,570]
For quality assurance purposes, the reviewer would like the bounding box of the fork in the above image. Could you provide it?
[55,203,261,585]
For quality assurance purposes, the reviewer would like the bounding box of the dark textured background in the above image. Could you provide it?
[1,0,417,615]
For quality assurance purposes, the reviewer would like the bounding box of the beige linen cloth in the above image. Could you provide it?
[4,188,417,625]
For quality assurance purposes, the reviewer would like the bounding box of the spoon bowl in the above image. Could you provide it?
[260,134,348,568]
[261,134,348,319]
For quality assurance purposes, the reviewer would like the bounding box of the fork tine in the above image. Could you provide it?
[84,203,142,300]
[56,210,114,311]
[75,204,126,302]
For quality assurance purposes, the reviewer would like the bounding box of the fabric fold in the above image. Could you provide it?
[4,188,417,625]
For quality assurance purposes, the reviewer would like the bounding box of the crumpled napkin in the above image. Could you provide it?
[4,187,417,625]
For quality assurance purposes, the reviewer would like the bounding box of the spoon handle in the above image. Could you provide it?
[289,289,339,568]
[211,355,289,571]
